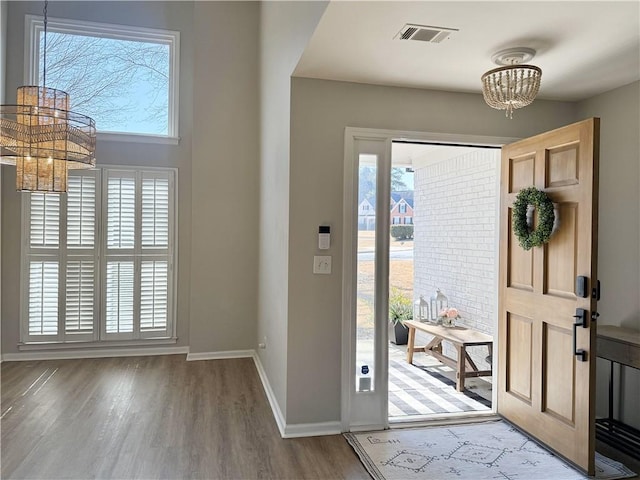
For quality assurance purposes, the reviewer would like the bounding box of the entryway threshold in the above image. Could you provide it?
[389,411,499,429]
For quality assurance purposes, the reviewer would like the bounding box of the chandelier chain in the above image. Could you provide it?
[42,0,48,87]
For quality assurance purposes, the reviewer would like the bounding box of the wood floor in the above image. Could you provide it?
[1,356,369,479]
[3,355,639,479]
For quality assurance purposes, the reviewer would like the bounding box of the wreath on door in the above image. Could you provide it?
[512,187,555,250]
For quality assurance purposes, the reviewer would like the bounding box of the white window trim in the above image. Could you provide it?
[20,165,179,348]
[24,15,180,142]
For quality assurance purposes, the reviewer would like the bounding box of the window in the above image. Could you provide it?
[21,168,176,345]
[393,216,401,225]
[405,217,413,225]
[26,16,179,141]
[399,203,407,214]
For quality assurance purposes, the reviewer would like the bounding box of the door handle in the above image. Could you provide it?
[573,308,587,362]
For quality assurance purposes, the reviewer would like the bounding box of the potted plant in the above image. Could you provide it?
[389,288,413,345]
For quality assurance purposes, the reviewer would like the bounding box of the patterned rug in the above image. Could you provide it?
[388,359,491,417]
[345,421,636,480]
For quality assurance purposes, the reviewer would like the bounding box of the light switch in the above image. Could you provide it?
[313,256,332,274]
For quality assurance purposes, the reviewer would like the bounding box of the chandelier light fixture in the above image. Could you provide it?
[481,47,542,119]
[0,0,96,193]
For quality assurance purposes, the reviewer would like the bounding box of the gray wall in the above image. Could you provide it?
[576,81,640,429]
[1,0,7,357]
[258,1,327,420]
[189,1,259,354]
[287,77,577,424]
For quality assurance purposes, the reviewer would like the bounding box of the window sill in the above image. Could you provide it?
[98,132,180,145]
[18,337,178,351]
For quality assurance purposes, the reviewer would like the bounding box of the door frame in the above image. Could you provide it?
[341,127,519,431]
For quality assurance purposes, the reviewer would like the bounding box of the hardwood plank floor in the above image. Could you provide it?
[1,356,369,479]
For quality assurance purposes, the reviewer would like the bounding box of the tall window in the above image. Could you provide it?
[26,16,179,139]
[21,168,176,344]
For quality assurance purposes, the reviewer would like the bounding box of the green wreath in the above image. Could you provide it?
[513,187,555,250]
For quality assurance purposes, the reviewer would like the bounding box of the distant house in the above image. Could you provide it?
[390,191,414,225]
[358,191,414,230]
[358,196,376,230]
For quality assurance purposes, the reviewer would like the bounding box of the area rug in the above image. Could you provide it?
[345,421,636,480]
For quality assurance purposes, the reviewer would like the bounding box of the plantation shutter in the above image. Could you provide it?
[28,261,59,336]
[21,167,174,346]
[142,177,169,248]
[30,193,60,248]
[139,174,171,334]
[140,260,168,332]
[103,169,174,340]
[25,194,60,340]
[64,173,99,340]
[107,175,136,249]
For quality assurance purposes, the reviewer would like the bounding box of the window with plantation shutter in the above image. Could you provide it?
[21,167,176,347]
[102,169,174,340]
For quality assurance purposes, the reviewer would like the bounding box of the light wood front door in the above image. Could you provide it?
[498,118,600,475]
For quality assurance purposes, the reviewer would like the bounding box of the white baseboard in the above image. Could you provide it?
[252,353,343,438]
[252,352,287,437]
[1,346,189,362]
[186,349,255,361]
[282,421,343,438]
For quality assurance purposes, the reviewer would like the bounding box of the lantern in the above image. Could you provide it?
[414,295,429,323]
[430,288,448,321]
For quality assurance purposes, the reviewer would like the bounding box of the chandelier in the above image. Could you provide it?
[481,48,542,119]
[0,0,96,193]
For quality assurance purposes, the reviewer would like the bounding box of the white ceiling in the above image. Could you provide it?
[294,1,640,101]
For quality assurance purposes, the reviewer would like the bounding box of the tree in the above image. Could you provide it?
[359,167,408,201]
[40,31,170,134]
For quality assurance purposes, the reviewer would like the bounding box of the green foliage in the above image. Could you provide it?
[391,168,407,191]
[389,288,413,326]
[512,187,555,250]
[390,224,414,240]
[359,167,407,201]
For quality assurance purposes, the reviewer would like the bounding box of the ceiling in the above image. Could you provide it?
[294,1,640,101]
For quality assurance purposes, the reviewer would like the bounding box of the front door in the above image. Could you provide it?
[498,118,600,474]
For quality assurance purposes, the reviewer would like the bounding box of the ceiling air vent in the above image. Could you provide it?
[395,24,458,43]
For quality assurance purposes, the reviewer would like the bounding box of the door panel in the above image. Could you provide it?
[498,118,599,475]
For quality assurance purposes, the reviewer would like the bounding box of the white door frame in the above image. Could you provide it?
[341,127,519,431]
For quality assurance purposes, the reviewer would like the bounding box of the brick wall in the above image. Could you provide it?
[413,149,499,370]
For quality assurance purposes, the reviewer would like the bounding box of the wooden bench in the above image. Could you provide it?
[405,320,493,392]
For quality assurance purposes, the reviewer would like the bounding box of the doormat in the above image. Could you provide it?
[345,421,636,480]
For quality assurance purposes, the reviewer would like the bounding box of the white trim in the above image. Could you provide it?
[25,14,180,139]
[186,350,255,361]
[18,337,178,351]
[2,346,188,362]
[282,421,342,439]
[346,127,519,148]
[253,352,286,437]
[98,132,180,146]
[342,127,518,430]
[251,354,341,438]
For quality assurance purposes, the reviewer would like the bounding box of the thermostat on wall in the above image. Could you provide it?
[319,226,330,250]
